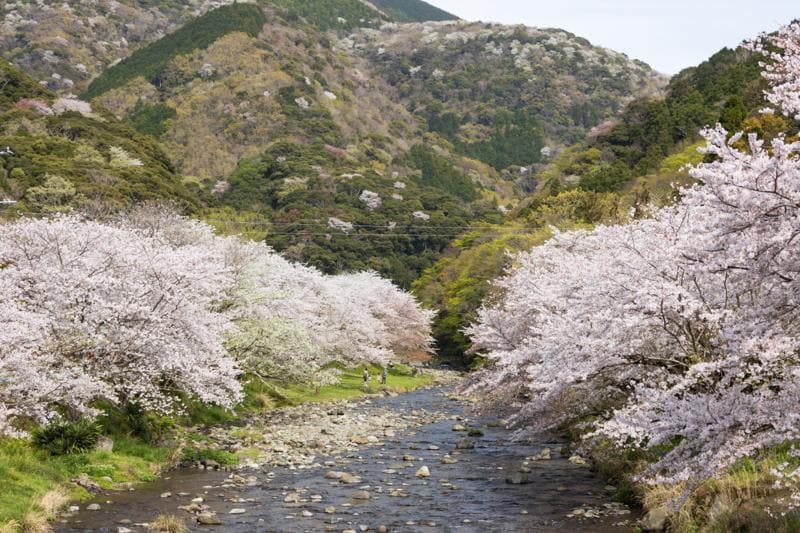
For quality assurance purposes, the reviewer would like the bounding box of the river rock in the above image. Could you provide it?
[72,473,102,493]
[456,438,475,449]
[202,459,221,470]
[641,507,670,531]
[191,497,204,503]
[117,528,132,533]
[324,506,336,514]
[351,490,371,500]
[96,436,114,453]
[68,506,79,513]
[568,455,588,466]
[506,473,534,485]
[378,526,388,533]
[284,492,301,503]
[339,473,361,484]
[301,510,313,517]
[178,503,203,513]
[86,503,100,511]
[160,492,171,498]
[229,508,247,514]
[442,455,458,464]
[531,448,551,460]
[402,454,415,461]
[416,466,431,477]
[325,470,345,480]
[452,424,466,432]
[197,513,223,525]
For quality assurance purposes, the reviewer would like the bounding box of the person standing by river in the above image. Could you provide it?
[363,368,369,391]
[381,366,387,385]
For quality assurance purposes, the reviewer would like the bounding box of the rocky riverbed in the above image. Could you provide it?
[57,379,638,532]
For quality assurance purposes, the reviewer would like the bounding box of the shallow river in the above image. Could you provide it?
[58,387,637,532]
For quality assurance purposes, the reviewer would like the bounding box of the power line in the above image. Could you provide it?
[209,222,542,231]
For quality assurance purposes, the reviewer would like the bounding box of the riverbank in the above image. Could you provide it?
[585,435,800,532]
[0,365,454,532]
[58,386,634,532]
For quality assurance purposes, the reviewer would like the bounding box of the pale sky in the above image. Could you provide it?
[426,1,798,74]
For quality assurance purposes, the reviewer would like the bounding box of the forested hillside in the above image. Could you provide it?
[50,1,658,285]
[0,60,200,213]
[413,42,774,365]
[0,0,452,94]
[349,21,666,180]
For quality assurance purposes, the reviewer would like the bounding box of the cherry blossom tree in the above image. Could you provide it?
[0,207,433,435]
[0,215,242,434]
[468,21,800,494]
[227,247,433,385]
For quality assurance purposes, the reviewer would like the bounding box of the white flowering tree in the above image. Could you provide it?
[469,21,800,494]
[227,248,433,387]
[0,216,242,434]
[0,205,434,435]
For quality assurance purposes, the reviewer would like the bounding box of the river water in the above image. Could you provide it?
[58,387,637,532]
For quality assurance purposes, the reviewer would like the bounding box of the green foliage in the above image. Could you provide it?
[126,101,177,140]
[96,401,176,444]
[570,46,764,190]
[23,174,81,214]
[0,59,51,109]
[369,0,457,22]
[180,446,238,466]
[371,27,661,176]
[31,420,102,456]
[83,3,267,99]
[271,0,385,30]
[719,95,748,131]
[401,144,478,200]
[220,142,487,286]
[578,160,633,192]
[268,364,435,405]
[277,85,342,145]
[413,225,552,364]
[462,109,545,170]
[0,435,171,524]
[0,82,203,212]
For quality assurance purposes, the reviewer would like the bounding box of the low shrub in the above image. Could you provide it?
[31,419,101,456]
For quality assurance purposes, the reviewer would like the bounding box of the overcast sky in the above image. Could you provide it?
[425,1,798,74]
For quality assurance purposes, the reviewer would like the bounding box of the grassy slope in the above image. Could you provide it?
[0,364,436,528]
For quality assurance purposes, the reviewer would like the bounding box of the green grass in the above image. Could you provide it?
[272,364,435,404]
[0,363,435,528]
[0,435,172,524]
[180,447,238,466]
